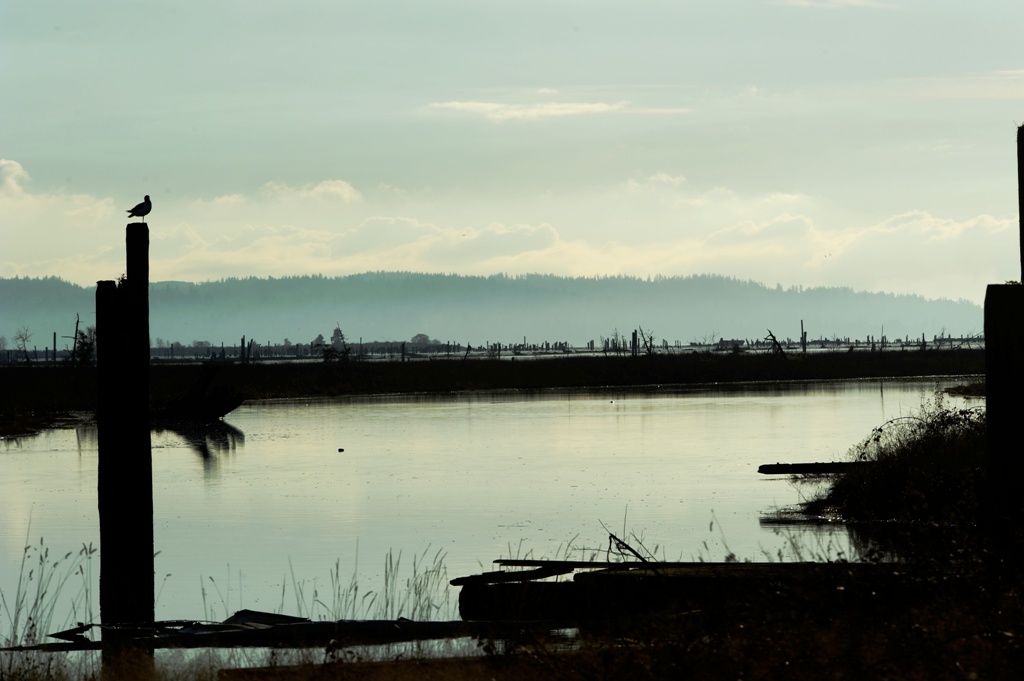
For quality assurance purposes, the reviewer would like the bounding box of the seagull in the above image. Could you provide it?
[126,195,152,222]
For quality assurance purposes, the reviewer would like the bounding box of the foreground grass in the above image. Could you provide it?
[1,545,456,680]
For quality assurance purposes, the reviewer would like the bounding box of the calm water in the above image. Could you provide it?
[0,378,973,626]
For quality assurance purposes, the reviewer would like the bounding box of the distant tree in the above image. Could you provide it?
[0,335,6,352]
[330,325,349,353]
[13,326,31,363]
[63,325,96,366]
[411,333,431,344]
[323,326,350,362]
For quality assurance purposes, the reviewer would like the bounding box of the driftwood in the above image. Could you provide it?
[4,610,566,653]
[450,565,574,586]
[454,561,937,623]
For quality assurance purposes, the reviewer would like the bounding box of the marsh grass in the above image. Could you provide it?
[3,543,457,679]
[0,535,98,680]
[0,535,96,649]
[193,545,455,624]
[279,546,453,623]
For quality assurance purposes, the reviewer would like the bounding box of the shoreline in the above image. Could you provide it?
[1,348,985,438]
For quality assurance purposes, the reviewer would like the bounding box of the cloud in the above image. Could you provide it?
[822,211,1017,300]
[211,194,246,206]
[142,216,566,284]
[259,179,363,202]
[0,159,118,280]
[608,173,811,221]
[0,159,30,197]
[896,70,1024,101]
[428,100,689,122]
[646,172,688,187]
[153,224,342,282]
[773,0,893,8]
[0,159,1012,306]
[183,180,366,232]
[196,182,363,210]
[429,100,628,122]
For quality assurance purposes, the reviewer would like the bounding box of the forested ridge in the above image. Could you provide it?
[0,273,982,348]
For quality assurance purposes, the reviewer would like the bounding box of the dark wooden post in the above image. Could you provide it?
[985,125,1024,523]
[985,284,1024,521]
[96,224,154,666]
[1019,125,1024,283]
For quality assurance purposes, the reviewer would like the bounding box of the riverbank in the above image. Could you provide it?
[0,348,984,438]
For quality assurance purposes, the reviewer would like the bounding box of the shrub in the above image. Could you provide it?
[802,397,986,525]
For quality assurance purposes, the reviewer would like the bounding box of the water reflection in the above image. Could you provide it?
[153,419,245,462]
[75,423,98,452]
[19,419,246,464]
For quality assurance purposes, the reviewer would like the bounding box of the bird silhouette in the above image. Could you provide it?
[126,195,152,222]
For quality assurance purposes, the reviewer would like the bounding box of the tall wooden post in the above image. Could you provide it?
[96,224,154,662]
[985,285,1024,522]
[985,126,1024,523]
[1019,125,1024,283]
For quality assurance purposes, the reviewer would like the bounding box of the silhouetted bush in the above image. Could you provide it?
[802,398,986,526]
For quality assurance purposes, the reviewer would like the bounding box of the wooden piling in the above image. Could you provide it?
[985,284,1024,522]
[96,224,154,669]
[985,125,1024,523]
[1018,125,1023,282]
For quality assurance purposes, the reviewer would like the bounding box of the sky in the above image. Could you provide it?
[1,0,1021,305]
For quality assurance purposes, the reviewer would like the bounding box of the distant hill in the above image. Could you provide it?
[0,273,982,349]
